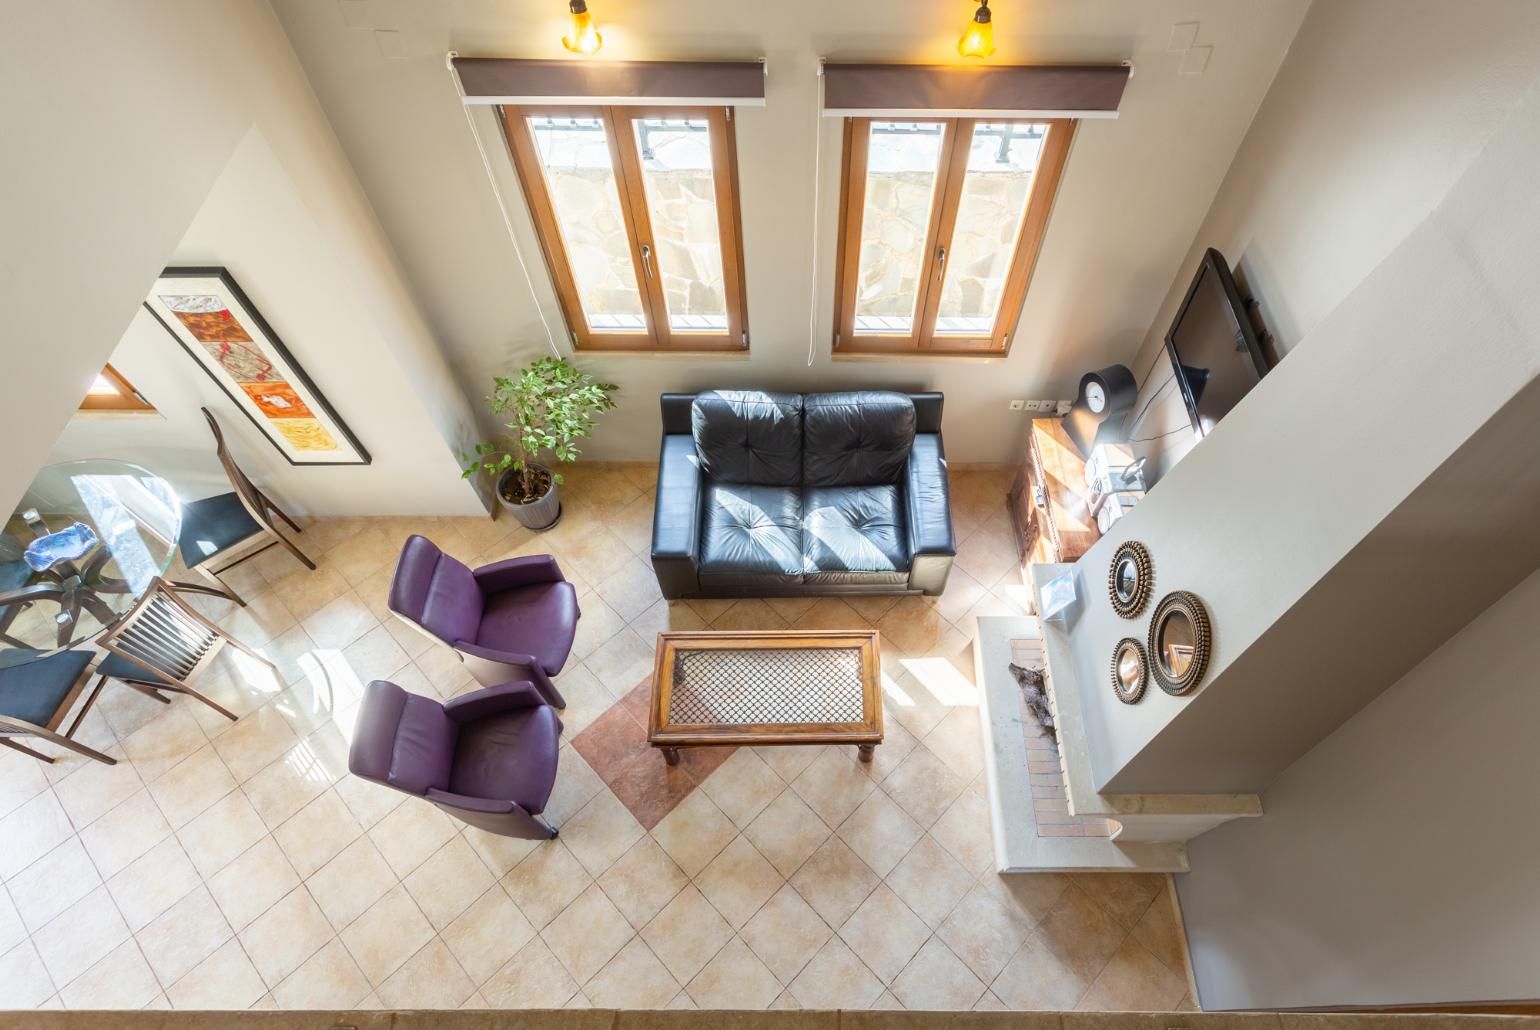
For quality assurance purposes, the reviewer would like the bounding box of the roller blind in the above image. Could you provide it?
[821,63,1129,118]
[452,57,766,106]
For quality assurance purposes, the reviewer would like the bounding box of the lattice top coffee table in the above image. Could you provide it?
[648,630,883,764]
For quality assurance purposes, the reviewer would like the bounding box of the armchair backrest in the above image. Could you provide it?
[691,391,803,486]
[802,392,916,486]
[388,534,482,646]
[349,680,455,796]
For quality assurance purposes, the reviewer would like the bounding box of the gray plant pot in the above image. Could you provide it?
[496,464,562,531]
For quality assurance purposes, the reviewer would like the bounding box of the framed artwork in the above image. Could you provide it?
[143,267,370,466]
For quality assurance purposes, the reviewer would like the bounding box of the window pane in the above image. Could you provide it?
[528,116,647,332]
[934,122,1047,335]
[853,121,947,335]
[633,118,728,333]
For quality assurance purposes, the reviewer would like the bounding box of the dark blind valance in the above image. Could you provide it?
[452,57,766,106]
[821,63,1129,118]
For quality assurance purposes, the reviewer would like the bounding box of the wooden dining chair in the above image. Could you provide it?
[92,578,276,723]
[172,407,314,606]
[0,649,115,765]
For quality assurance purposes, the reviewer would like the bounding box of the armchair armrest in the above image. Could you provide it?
[473,554,564,593]
[905,433,956,596]
[425,788,515,814]
[651,433,703,599]
[451,641,567,709]
[442,680,545,723]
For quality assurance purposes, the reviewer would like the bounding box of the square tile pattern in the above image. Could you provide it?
[0,465,1192,1012]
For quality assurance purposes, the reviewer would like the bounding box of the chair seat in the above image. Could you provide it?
[449,704,562,814]
[0,650,94,726]
[96,651,176,685]
[474,581,579,677]
[178,492,262,569]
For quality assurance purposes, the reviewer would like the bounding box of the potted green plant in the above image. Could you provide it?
[462,357,618,530]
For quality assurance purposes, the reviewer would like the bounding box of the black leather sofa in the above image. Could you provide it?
[650,390,955,600]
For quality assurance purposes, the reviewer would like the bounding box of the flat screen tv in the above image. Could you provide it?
[1165,248,1270,438]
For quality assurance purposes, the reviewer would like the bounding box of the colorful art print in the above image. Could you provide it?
[143,268,369,466]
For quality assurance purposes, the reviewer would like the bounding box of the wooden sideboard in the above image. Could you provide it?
[1007,418,1102,567]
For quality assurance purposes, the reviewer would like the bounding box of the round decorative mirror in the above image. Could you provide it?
[1148,591,1211,696]
[1110,638,1147,704]
[1107,540,1152,618]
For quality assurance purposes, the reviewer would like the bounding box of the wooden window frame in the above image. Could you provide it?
[832,117,1075,357]
[78,364,156,413]
[501,105,749,353]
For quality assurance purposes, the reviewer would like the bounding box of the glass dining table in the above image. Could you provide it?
[0,459,182,668]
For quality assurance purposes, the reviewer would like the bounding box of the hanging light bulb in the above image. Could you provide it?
[957,0,996,59]
[562,0,603,56]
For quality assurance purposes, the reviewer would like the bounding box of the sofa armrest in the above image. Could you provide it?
[442,680,545,723]
[651,434,703,599]
[905,433,955,596]
[473,554,564,593]
[905,434,956,556]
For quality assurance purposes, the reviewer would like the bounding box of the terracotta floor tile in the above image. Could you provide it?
[571,702,652,782]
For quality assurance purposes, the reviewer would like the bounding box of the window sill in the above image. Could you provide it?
[831,349,1008,363]
[72,409,164,419]
[574,347,750,360]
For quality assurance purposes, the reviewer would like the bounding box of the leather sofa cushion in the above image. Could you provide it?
[699,484,803,579]
[803,392,916,486]
[802,485,909,576]
[692,391,803,486]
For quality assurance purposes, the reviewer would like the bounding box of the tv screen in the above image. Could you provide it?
[1165,248,1269,437]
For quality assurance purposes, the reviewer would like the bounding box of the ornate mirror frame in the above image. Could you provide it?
[1108,540,1153,619]
[1110,637,1147,704]
[1147,590,1212,696]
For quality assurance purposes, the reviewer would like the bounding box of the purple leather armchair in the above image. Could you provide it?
[348,679,562,839]
[387,534,578,708]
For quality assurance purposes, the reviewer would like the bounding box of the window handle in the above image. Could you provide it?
[640,243,654,280]
[935,245,947,282]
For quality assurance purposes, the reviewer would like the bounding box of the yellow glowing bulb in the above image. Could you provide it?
[957,2,996,59]
[562,1,603,56]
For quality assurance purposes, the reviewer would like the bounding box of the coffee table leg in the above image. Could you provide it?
[857,744,875,763]
[662,747,681,766]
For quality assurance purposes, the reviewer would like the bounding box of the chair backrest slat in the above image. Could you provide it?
[201,407,272,528]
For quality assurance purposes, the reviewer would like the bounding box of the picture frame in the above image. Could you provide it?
[143,267,370,466]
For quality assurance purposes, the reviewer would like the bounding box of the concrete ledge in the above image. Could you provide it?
[2,1010,1534,1029]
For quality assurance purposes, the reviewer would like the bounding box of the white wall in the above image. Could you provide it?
[268,0,1312,464]
[1176,565,1540,1010]
[1123,0,1540,482]
[1062,61,1540,795]
[49,130,481,516]
[0,0,486,516]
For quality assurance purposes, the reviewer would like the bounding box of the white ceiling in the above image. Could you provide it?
[269,0,1312,462]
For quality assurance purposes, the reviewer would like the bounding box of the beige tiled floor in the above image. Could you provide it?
[0,464,1195,1012]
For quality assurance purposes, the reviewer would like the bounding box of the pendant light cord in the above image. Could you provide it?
[806,60,826,368]
[447,52,565,361]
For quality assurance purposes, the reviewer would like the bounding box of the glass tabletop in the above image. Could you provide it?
[0,460,181,666]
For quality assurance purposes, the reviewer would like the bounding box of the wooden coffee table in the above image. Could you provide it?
[648,629,883,764]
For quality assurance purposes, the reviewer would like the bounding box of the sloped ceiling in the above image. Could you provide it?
[270,0,1311,462]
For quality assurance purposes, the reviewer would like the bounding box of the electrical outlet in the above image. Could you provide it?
[1024,399,1056,413]
[1008,400,1025,411]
